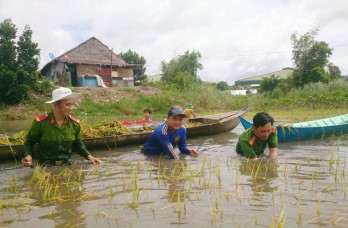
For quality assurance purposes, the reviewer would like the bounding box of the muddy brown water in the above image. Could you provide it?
[1,123,348,227]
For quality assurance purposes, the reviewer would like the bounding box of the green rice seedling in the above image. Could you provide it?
[334,165,339,183]
[235,159,239,189]
[76,167,83,183]
[296,206,302,226]
[225,190,231,200]
[42,183,52,203]
[30,165,41,183]
[311,170,315,187]
[108,184,113,202]
[226,158,230,172]
[5,189,9,208]
[341,167,346,182]
[270,206,286,228]
[201,155,206,175]
[219,192,223,219]
[152,201,155,215]
[187,174,194,195]
[259,190,263,203]
[95,210,108,219]
[254,214,260,225]
[209,200,216,221]
[9,174,20,193]
[281,161,288,176]
[330,212,337,225]
[217,166,222,187]
[343,183,346,197]
[316,194,321,216]
[295,189,310,200]
[128,187,140,208]
[214,190,218,210]
[196,191,201,200]
[329,150,335,171]
[279,188,283,203]
[177,192,181,217]
[251,161,262,182]
[236,189,241,204]
[183,194,187,215]
[162,165,168,177]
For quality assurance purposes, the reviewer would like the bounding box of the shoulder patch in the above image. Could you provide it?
[69,115,80,124]
[34,114,48,122]
[248,136,256,146]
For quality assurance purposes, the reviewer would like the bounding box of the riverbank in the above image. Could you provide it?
[1,82,348,122]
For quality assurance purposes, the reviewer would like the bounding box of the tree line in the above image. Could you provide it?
[0,17,344,105]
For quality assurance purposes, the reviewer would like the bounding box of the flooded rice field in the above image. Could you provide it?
[1,124,347,227]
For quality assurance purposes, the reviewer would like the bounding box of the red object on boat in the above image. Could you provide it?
[121,121,133,125]
[135,120,153,124]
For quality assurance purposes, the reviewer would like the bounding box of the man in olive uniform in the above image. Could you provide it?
[184,103,196,119]
[236,112,278,160]
[22,87,101,167]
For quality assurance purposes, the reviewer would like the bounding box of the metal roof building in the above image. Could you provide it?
[235,67,293,88]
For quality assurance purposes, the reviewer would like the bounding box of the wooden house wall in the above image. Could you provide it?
[76,64,99,76]
[116,68,133,78]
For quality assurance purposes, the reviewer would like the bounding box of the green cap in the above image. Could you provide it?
[187,103,193,108]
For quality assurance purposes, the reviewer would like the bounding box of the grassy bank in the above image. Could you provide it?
[1,80,348,122]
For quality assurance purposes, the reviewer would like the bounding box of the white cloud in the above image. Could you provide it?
[1,0,347,82]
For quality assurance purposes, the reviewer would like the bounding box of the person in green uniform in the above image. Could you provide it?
[184,104,196,119]
[21,87,101,167]
[236,112,278,160]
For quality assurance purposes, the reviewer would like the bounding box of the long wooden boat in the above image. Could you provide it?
[238,114,348,142]
[0,106,248,160]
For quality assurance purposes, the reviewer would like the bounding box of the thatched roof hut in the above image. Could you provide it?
[41,37,138,87]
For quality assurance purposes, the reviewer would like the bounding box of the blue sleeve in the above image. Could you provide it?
[178,128,190,154]
[154,130,179,159]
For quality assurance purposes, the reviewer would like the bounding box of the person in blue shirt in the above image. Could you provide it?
[142,106,198,159]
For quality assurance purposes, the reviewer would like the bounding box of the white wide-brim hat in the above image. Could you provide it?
[45,87,81,104]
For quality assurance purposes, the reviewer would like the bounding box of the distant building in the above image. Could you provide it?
[231,89,257,95]
[41,37,139,87]
[235,67,293,89]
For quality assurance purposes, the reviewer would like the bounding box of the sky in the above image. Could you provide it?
[1,0,348,84]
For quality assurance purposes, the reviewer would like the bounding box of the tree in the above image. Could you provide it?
[0,18,17,71]
[327,63,341,80]
[119,50,147,85]
[0,19,40,104]
[0,67,29,104]
[289,28,337,88]
[17,25,40,77]
[216,81,229,91]
[259,75,281,94]
[161,50,203,89]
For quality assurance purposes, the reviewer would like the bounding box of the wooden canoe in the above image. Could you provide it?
[0,106,248,160]
[238,114,348,142]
